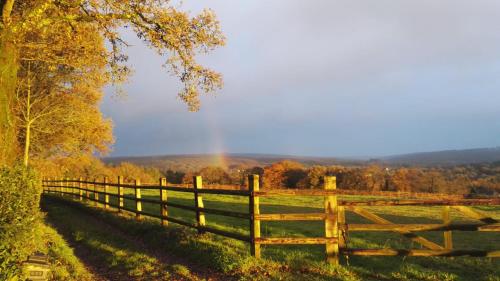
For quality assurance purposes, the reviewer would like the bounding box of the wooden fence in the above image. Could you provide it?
[42,175,500,265]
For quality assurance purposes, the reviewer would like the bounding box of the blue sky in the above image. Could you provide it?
[101,0,500,158]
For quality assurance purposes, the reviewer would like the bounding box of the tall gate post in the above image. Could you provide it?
[249,174,261,258]
[324,176,339,265]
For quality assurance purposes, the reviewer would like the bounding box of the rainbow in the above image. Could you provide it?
[203,106,228,169]
[212,153,229,169]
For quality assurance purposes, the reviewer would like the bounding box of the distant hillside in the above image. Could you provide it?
[103,153,361,172]
[380,147,500,166]
[103,147,500,171]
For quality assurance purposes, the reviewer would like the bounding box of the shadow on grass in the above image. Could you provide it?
[41,196,230,281]
[42,194,500,281]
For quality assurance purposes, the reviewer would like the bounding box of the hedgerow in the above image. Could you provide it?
[0,165,43,280]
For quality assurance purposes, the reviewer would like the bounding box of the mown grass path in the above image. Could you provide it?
[41,197,232,281]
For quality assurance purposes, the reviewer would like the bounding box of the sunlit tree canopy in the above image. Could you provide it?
[0,0,225,164]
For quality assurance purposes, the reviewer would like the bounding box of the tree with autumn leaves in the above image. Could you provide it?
[15,59,113,166]
[262,160,307,189]
[257,160,484,195]
[0,0,225,166]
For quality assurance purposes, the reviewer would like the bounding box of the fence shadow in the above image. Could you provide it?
[41,196,228,281]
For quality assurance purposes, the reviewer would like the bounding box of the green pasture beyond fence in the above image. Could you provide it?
[42,175,500,265]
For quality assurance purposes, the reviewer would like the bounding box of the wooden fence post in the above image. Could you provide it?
[78,177,83,201]
[324,176,339,265]
[249,174,261,258]
[94,178,99,207]
[160,178,168,226]
[59,177,63,195]
[69,178,72,196]
[63,178,70,196]
[67,178,71,197]
[41,177,45,194]
[118,176,124,213]
[135,179,142,220]
[339,204,346,249]
[443,206,453,249]
[104,176,109,209]
[84,178,89,200]
[193,176,206,233]
[61,178,66,196]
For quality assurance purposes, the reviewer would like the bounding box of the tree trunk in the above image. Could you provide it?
[23,66,31,167]
[0,29,19,165]
[23,122,30,166]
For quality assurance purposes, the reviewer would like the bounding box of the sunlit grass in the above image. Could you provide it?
[46,190,500,281]
[43,198,206,280]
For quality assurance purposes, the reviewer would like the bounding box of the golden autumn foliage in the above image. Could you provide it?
[263,160,306,189]
[197,166,232,185]
[36,155,162,184]
[0,0,225,165]
[15,59,113,166]
[36,154,500,196]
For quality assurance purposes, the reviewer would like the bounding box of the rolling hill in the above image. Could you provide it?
[103,147,500,171]
[380,147,500,166]
[102,153,361,171]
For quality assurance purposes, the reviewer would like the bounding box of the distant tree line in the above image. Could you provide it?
[168,160,500,196]
[44,158,500,196]
[39,156,162,184]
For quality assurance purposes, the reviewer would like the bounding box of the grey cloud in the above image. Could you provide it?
[102,0,500,157]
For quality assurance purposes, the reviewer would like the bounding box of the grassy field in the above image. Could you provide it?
[42,187,500,281]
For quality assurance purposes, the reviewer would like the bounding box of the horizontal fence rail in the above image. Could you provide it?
[43,176,250,242]
[42,175,500,265]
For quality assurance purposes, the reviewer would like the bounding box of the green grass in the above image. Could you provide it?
[43,189,500,281]
[42,198,215,280]
[36,223,95,281]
